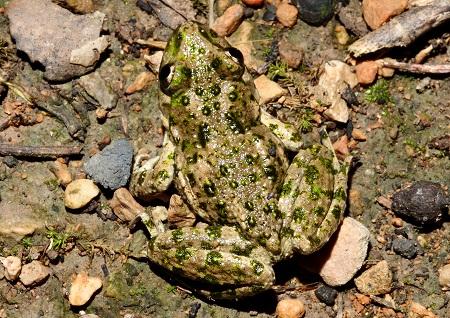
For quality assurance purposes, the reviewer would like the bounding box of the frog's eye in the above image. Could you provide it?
[159,63,174,95]
[225,47,244,65]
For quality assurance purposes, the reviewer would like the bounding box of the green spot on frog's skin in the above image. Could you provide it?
[181,140,192,151]
[195,87,204,96]
[231,244,254,256]
[205,251,223,266]
[246,214,256,227]
[216,200,227,217]
[264,165,277,180]
[280,180,293,196]
[308,144,321,156]
[250,260,264,276]
[206,225,222,239]
[172,228,183,242]
[199,202,207,210]
[312,206,325,216]
[203,274,219,284]
[201,241,213,250]
[187,153,198,164]
[187,172,196,186]
[248,173,257,183]
[198,123,210,147]
[269,123,278,132]
[210,84,221,96]
[212,101,220,110]
[198,47,206,54]
[201,105,212,116]
[319,156,337,174]
[228,91,238,102]
[229,180,239,189]
[181,95,190,106]
[157,169,169,180]
[169,115,176,126]
[305,164,320,185]
[309,184,324,201]
[263,202,281,219]
[244,201,255,211]
[137,171,147,186]
[290,132,301,142]
[181,67,192,78]
[175,247,191,262]
[331,206,341,219]
[203,180,217,197]
[245,154,255,165]
[225,112,245,134]
[334,187,347,201]
[293,207,306,223]
[211,57,222,69]
[167,152,175,160]
[281,228,294,238]
[219,164,229,176]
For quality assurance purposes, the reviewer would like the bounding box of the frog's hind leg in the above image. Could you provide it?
[148,225,275,299]
[260,109,303,151]
[279,130,352,257]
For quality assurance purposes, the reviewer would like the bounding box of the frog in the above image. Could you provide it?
[130,21,352,299]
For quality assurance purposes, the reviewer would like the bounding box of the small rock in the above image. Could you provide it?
[391,217,403,227]
[3,156,19,168]
[80,314,100,318]
[416,77,431,93]
[6,0,109,81]
[19,260,50,286]
[125,71,155,94]
[351,128,367,141]
[241,0,264,7]
[315,285,338,306]
[276,2,298,28]
[337,0,369,37]
[69,272,103,306]
[354,260,392,295]
[0,256,21,281]
[362,0,408,30]
[275,298,305,318]
[0,202,45,240]
[355,61,380,85]
[84,139,134,191]
[211,4,245,37]
[304,217,370,286]
[109,188,145,222]
[379,67,395,78]
[409,302,438,318]
[50,160,72,187]
[294,0,334,25]
[392,237,418,259]
[144,51,163,72]
[392,181,448,225]
[78,72,118,110]
[335,25,349,45]
[254,75,287,104]
[438,264,450,290]
[64,179,100,210]
[278,37,304,69]
[333,135,349,156]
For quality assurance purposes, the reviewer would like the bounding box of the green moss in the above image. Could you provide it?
[175,247,192,262]
[280,180,293,196]
[293,207,306,223]
[250,259,264,276]
[172,228,183,243]
[365,79,392,104]
[206,225,222,239]
[304,164,320,184]
[205,251,223,266]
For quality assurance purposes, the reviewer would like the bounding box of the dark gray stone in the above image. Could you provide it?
[392,237,418,259]
[84,139,133,191]
[315,285,338,306]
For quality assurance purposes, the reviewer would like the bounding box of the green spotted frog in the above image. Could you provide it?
[130,22,351,299]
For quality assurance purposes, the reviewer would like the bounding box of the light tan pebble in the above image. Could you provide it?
[254,75,287,104]
[64,179,100,210]
[438,264,450,290]
[241,0,264,7]
[109,188,145,222]
[333,135,350,156]
[417,235,427,248]
[50,160,72,187]
[351,128,367,141]
[276,298,305,318]
[404,93,411,100]
[362,0,408,30]
[211,4,245,37]
[276,2,298,28]
[0,256,21,281]
[409,302,438,318]
[335,25,350,45]
[391,217,403,227]
[354,260,392,295]
[278,38,303,69]
[19,261,50,286]
[379,67,395,78]
[355,61,380,85]
[95,108,108,120]
[144,51,163,72]
[376,235,387,244]
[69,272,103,306]
[125,72,155,94]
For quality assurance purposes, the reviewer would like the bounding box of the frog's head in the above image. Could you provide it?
[159,22,244,97]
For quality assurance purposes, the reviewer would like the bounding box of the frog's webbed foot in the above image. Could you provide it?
[129,134,176,201]
[260,109,303,151]
[148,225,275,299]
[280,129,352,257]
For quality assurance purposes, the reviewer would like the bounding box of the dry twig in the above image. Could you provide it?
[0,144,82,158]
[381,58,450,74]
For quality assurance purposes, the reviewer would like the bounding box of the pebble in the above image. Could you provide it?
[351,129,367,141]
[408,302,438,318]
[211,4,245,37]
[354,260,392,295]
[64,179,100,210]
[241,0,264,7]
[278,38,303,69]
[144,51,163,72]
[0,202,45,240]
[392,181,448,225]
[294,0,334,25]
[276,2,298,28]
[393,237,418,259]
[19,260,50,286]
[84,139,134,191]
[355,61,380,85]
[438,264,450,290]
[416,77,431,93]
[379,67,395,78]
[304,217,370,286]
[50,160,72,187]
[362,0,408,30]
[315,285,338,306]
[78,71,118,110]
[254,75,287,104]
[69,272,103,306]
[275,298,305,318]
[109,188,145,222]
[333,135,349,156]
[391,217,403,227]
[335,25,349,45]
[0,256,22,281]
[125,71,155,94]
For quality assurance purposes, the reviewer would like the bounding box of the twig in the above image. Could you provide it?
[0,144,83,158]
[135,39,166,49]
[209,0,215,28]
[381,58,450,74]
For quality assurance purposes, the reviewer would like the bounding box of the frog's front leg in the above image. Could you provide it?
[129,134,176,201]
[148,225,275,299]
[279,131,352,257]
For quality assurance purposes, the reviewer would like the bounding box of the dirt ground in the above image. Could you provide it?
[0,1,449,317]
